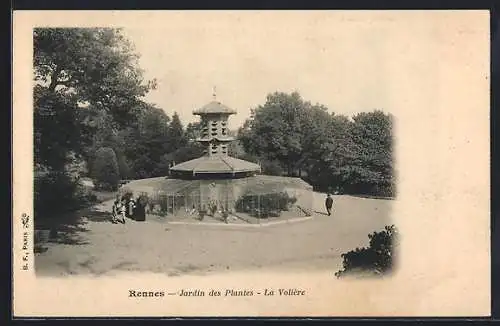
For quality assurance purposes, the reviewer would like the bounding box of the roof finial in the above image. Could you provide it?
[212,86,217,101]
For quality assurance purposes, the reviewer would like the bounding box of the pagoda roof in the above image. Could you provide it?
[193,101,237,115]
[170,155,260,175]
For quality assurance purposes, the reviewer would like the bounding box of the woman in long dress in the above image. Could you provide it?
[134,195,147,222]
[112,195,126,224]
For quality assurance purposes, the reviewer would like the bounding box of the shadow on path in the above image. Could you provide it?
[46,213,91,245]
[35,207,114,247]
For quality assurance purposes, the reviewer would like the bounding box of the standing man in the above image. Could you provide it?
[325,193,333,216]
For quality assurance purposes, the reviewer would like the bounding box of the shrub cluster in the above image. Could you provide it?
[34,171,95,219]
[235,192,297,218]
[335,225,399,278]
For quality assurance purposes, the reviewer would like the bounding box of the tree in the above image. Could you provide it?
[238,92,394,196]
[33,27,164,218]
[34,28,152,128]
[240,92,344,178]
[92,147,120,191]
[305,113,353,192]
[185,122,201,142]
[34,27,155,176]
[228,139,246,158]
[239,92,309,176]
[34,85,82,170]
[340,111,394,196]
[294,104,340,178]
[120,104,171,178]
[167,112,187,151]
[115,148,132,179]
[160,145,204,173]
[154,120,206,174]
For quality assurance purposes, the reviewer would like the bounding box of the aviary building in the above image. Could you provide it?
[123,97,313,222]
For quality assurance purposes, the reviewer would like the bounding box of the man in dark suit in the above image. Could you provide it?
[325,194,333,216]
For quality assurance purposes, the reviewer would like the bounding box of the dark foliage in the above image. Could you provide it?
[239,92,394,197]
[335,225,399,278]
[92,147,120,191]
[235,192,297,218]
[34,171,93,219]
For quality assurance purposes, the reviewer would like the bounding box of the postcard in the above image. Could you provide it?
[12,10,490,317]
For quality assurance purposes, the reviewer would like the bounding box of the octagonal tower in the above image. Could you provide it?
[169,95,261,179]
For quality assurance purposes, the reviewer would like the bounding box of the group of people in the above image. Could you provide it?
[111,192,337,222]
[111,193,147,224]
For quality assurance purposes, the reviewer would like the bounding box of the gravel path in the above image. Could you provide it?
[35,193,393,277]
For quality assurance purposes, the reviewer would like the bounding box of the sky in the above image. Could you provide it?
[121,11,397,129]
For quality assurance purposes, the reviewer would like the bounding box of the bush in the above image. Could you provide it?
[345,182,395,198]
[335,225,399,278]
[374,183,395,198]
[235,192,297,218]
[260,159,284,176]
[92,147,120,191]
[34,170,93,219]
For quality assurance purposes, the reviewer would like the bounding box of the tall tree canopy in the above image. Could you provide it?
[33,28,162,218]
[341,110,394,195]
[118,104,170,178]
[167,112,187,151]
[239,92,340,177]
[34,28,155,172]
[239,92,304,176]
[34,28,151,126]
[239,92,394,196]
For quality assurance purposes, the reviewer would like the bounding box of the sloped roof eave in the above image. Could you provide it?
[192,101,237,115]
[170,156,260,174]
